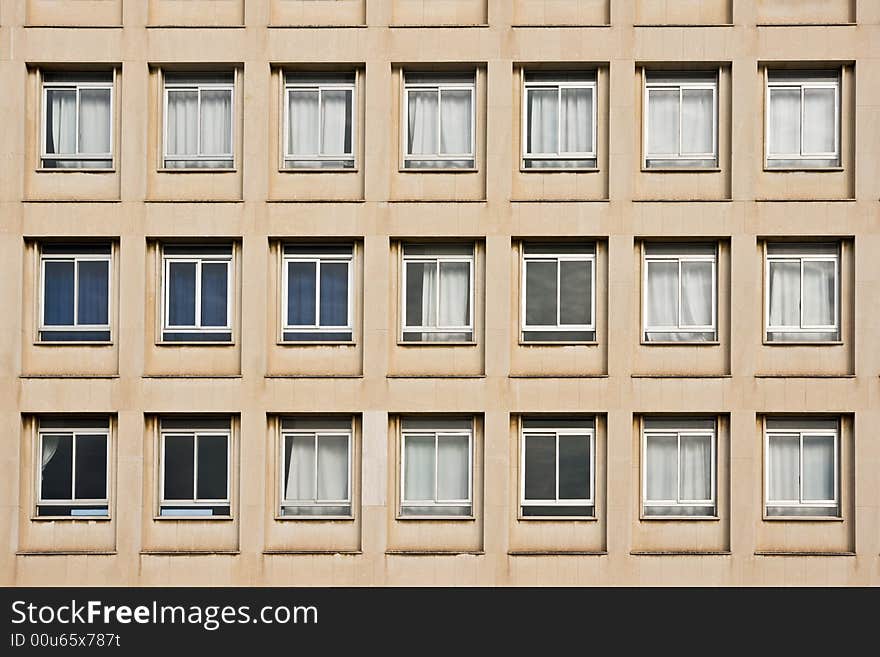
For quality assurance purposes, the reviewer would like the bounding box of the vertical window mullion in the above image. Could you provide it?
[74,86,81,156]
[314,259,322,329]
[196,88,202,157]
[72,258,80,328]
[317,89,324,156]
[677,258,684,330]
[554,432,560,503]
[799,86,806,157]
[71,433,78,501]
[433,433,440,503]
[799,258,806,330]
[556,86,563,156]
[313,433,319,503]
[678,86,684,157]
[798,432,805,505]
[434,260,442,328]
[676,433,682,504]
[555,259,562,327]
[192,433,200,504]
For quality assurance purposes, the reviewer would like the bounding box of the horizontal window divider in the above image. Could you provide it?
[630,550,731,556]
[266,25,369,29]
[277,341,356,346]
[265,374,364,379]
[507,550,608,556]
[151,516,234,522]
[511,24,611,29]
[141,374,242,379]
[396,342,478,348]
[754,551,855,556]
[262,550,363,555]
[756,23,857,28]
[17,550,117,556]
[761,516,844,522]
[639,342,721,347]
[35,168,116,174]
[278,168,359,174]
[634,24,734,28]
[273,515,354,522]
[508,374,609,379]
[139,550,241,556]
[638,515,721,522]
[28,515,111,522]
[761,341,844,347]
[267,198,365,203]
[155,169,237,174]
[394,515,475,522]
[389,24,489,29]
[384,549,484,556]
[145,25,246,30]
[520,168,600,174]
[517,515,597,522]
[24,25,123,29]
[397,169,478,175]
[762,167,845,172]
[519,341,598,346]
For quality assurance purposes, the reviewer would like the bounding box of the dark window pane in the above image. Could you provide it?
[196,435,228,500]
[44,261,75,326]
[74,434,107,500]
[163,434,194,500]
[40,434,73,500]
[319,262,348,327]
[77,260,109,325]
[405,262,431,327]
[524,434,556,500]
[200,262,228,327]
[288,261,317,325]
[168,262,196,326]
[559,260,591,326]
[558,434,590,500]
[525,261,557,326]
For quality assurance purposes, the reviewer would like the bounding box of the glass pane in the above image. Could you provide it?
[163,434,195,500]
[166,90,199,156]
[289,89,319,155]
[74,434,107,500]
[680,261,713,327]
[196,435,228,500]
[288,261,317,326]
[560,87,591,153]
[768,88,801,155]
[645,261,679,327]
[559,260,591,326]
[526,88,558,154]
[45,89,77,155]
[440,89,472,155]
[407,90,438,155]
[647,88,679,155]
[681,88,713,155]
[437,435,469,501]
[438,261,470,327]
[200,89,232,156]
[40,434,73,500]
[680,435,712,501]
[319,262,349,327]
[43,261,75,326]
[802,435,835,501]
[524,260,558,326]
[78,88,112,154]
[404,435,435,501]
[405,262,436,327]
[317,435,349,501]
[167,261,196,327]
[558,434,590,500]
[200,262,228,327]
[287,434,315,501]
[768,261,800,327]
[77,260,109,326]
[321,89,352,155]
[803,88,836,154]
[645,434,678,501]
[524,434,556,500]
[802,260,835,327]
[768,435,799,501]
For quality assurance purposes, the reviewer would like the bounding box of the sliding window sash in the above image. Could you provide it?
[161,246,233,343]
[403,72,476,169]
[159,423,231,517]
[41,72,114,169]
[163,73,234,169]
[282,245,353,343]
[280,427,352,518]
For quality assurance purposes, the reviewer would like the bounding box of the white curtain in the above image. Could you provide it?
[769,435,799,501]
[419,263,437,327]
[438,261,469,327]
[680,261,713,327]
[200,89,232,155]
[646,261,679,327]
[48,89,77,154]
[560,87,591,153]
[769,88,801,155]
[166,90,198,156]
[803,88,835,154]
[646,435,678,501]
[680,435,711,501]
[321,90,348,155]
[802,435,834,501]
[286,435,315,501]
[440,90,471,155]
[681,88,713,155]
[527,88,557,154]
[647,88,679,155]
[78,88,111,154]
[41,435,62,471]
[289,90,319,155]
[407,90,438,155]
[437,435,469,501]
[802,260,835,326]
[768,260,800,327]
[316,435,348,501]
[404,435,435,501]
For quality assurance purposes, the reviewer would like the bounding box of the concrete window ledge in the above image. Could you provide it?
[508,551,607,557]
[384,550,484,556]
[262,550,362,556]
[754,551,856,557]
[17,551,117,556]
[630,551,731,556]
[139,550,240,556]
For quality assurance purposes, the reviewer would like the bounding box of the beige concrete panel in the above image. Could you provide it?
[635,0,732,26]
[26,0,123,27]
[756,0,856,25]
[270,0,366,26]
[148,0,245,27]
[512,0,609,26]
[391,0,487,26]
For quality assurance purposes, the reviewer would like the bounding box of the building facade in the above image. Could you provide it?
[2,0,880,586]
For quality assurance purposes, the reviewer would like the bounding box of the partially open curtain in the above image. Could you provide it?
[439,90,471,155]
[200,89,232,156]
[316,435,348,501]
[420,264,437,327]
[286,435,315,501]
[437,435,468,501]
[404,435,435,501]
[560,87,590,153]
[768,261,800,327]
[321,90,350,155]
[166,90,198,159]
[407,90,438,155]
[680,261,713,327]
[438,261,469,327]
[289,90,319,155]
[681,88,713,155]
[680,435,712,501]
[768,88,801,155]
[646,261,679,327]
[768,435,799,501]
[41,435,61,471]
[801,260,835,327]
[46,89,77,167]
[803,88,835,154]
[647,88,679,155]
[527,88,558,154]
[78,88,111,155]
[646,435,678,501]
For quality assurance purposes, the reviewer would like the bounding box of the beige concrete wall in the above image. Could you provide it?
[2,0,880,586]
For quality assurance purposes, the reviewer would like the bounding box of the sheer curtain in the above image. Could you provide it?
[286,435,315,501]
[646,435,678,501]
[680,261,713,327]
[646,261,679,327]
[200,89,232,155]
[289,90,319,155]
[438,262,469,327]
[560,87,590,153]
[769,88,801,155]
[78,89,111,154]
[41,435,61,471]
[420,264,437,327]
[47,89,77,155]
[527,88,558,154]
[316,435,348,501]
[680,436,711,501]
[802,260,835,326]
[768,436,799,501]
[647,89,679,155]
[407,90,438,155]
[681,88,712,155]
[768,261,800,327]
[404,435,435,501]
[439,90,471,154]
[803,88,835,154]
[802,436,834,501]
[321,90,349,155]
[166,90,198,158]
[437,435,469,500]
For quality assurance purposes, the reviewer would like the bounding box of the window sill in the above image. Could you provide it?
[17,550,117,556]
[140,550,241,556]
[641,167,721,173]
[757,23,857,28]
[762,340,843,346]
[763,166,844,173]
[395,515,475,522]
[635,23,734,28]
[756,373,854,379]
[762,515,843,522]
[274,514,354,522]
[754,551,855,557]
[278,167,358,174]
[263,549,363,555]
[519,340,598,347]
[29,515,111,522]
[155,341,235,347]
[33,341,113,347]
[276,340,356,347]
[397,340,477,347]
[631,374,731,379]
[157,168,237,174]
[630,550,731,556]
[36,167,116,174]
[508,550,608,556]
[520,167,600,174]
[398,167,478,174]
[517,515,597,522]
[639,515,720,522]
[152,515,234,522]
[640,340,720,347]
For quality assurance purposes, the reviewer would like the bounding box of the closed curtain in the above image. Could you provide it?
[404,435,435,501]
[77,260,109,325]
[316,435,349,501]
[768,260,800,327]
[527,88,557,154]
[646,435,678,501]
[200,89,232,155]
[802,436,834,501]
[560,87,591,153]
[289,90,319,155]
[46,89,77,155]
[646,261,679,327]
[559,260,591,325]
[769,435,799,501]
[647,88,679,155]
[78,88,111,154]
[438,261,469,327]
[769,88,801,155]
[437,435,469,501]
[680,435,712,501]
[321,90,351,155]
[439,90,471,154]
[286,435,315,501]
[801,260,835,326]
[407,90,438,155]
[803,88,835,154]
[285,434,348,502]
[681,88,713,155]
[166,90,199,157]
[680,261,713,327]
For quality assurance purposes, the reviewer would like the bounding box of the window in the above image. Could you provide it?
[643,243,717,342]
[37,417,109,517]
[643,71,717,169]
[402,243,474,343]
[159,418,231,517]
[522,70,597,169]
[284,72,355,169]
[642,418,716,518]
[163,72,234,169]
[39,243,111,342]
[161,244,233,343]
[520,418,594,518]
[280,417,352,517]
[282,244,352,342]
[766,70,839,169]
[41,72,113,169]
[765,418,839,518]
[521,243,595,342]
[765,243,839,342]
[403,71,475,169]
[400,417,473,517]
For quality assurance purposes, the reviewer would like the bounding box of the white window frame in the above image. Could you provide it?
[162,250,233,336]
[764,246,840,337]
[162,76,235,167]
[765,73,840,163]
[402,74,476,166]
[400,429,473,515]
[39,249,112,334]
[283,75,356,168]
[279,430,353,515]
[764,425,839,513]
[642,426,717,516]
[520,249,595,337]
[521,73,597,167]
[643,74,718,166]
[159,428,232,512]
[401,250,475,339]
[36,426,110,515]
[519,426,595,514]
[40,75,114,167]
[281,250,353,337]
[642,246,717,339]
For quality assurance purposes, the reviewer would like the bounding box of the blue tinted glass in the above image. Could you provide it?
[77,260,109,325]
[200,262,228,327]
[168,262,196,326]
[44,261,75,326]
[288,261,316,326]
[319,262,348,327]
